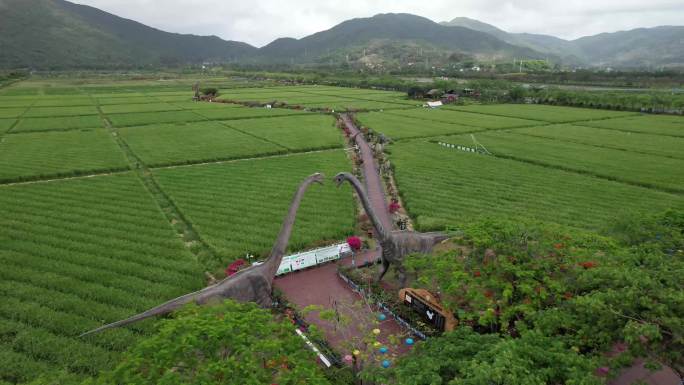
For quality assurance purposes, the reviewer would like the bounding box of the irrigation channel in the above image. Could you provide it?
[273,114,414,366]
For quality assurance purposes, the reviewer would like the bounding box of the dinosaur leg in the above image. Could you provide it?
[377,259,390,282]
[396,264,408,288]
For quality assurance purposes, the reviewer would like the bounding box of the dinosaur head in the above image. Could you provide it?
[309,172,325,185]
[333,172,349,187]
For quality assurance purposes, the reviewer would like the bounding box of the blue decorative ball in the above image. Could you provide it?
[382,360,391,368]
[405,338,414,346]
[378,313,387,321]
[379,346,388,354]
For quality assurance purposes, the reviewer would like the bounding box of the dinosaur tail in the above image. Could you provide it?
[79,289,204,337]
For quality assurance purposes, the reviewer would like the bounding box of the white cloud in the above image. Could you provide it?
[71,0,684,46]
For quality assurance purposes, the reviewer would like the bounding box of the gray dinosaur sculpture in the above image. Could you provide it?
[80,173,325,337]
[334,172,449,286]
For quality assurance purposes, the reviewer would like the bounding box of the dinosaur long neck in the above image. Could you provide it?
[343,173,391,241]
[263,176,317,279]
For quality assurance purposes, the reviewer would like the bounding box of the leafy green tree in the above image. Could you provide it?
[401,213,683,378]
[87,301,331,385]
[371,327,600,385]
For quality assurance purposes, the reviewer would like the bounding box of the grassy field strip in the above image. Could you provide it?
[389,140,684,231]
[435,132,684,194]
[219,114,344,152]
[448,104,638,123]
[95,93,222,271]
[23,105,100,118]
[0,129,130,184]
[148,147,342,172]
[356,111,487,140]
[286,87,420,107]
[386,108,545,129]
[0,118,16,133]
[31,97,95,107]
[574,114,684,137]
[100,102,183,115]
[173,104,301,152]
[11,115,105,133]
[153,150,356,266]
[510,124,684,160]
[3,99,36,134]
[0,173,204,383]
[118,121,287,168]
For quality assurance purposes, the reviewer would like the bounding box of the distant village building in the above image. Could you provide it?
[425,89,442,99]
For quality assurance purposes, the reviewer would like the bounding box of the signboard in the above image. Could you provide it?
[275,243,349,276]
[404,293,447,331]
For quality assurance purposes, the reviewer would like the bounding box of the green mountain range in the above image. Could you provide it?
[253,13,542,65]
[442,17,684,69]
[1,0,682,70]
[0,0,256,69]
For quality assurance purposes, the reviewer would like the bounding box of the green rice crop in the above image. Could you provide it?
[0,118,15,133]
[387,108,542,129]
[13,115,104,133]
[0,173,204,382]
[0,108,26,119]
[24,106,100,118]
[106,110,202,127]
[511,124,684,159]
[357,111,482,140]
[578,114,684,137]
[389,140,684,231]
[223,114,343,151]
[153,150,356,265]
[100,103,181,115]
[437,131,684,193]
[119,121,285,167]
[450,104,635,123]
[193,105,308,120]
[0,99,35,108]
[32,98,94,107]
[96,96,160,105]
[0,130,129,182]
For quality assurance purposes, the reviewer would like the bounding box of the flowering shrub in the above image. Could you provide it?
[347,236,362,252]
[388,201,401,214]
[388,212,684,383]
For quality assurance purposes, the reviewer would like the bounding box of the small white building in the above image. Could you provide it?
[426,101,443,109]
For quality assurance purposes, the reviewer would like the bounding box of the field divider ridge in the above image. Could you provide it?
[445,105,641,124]
[90,92,221,269]
[149,147,343,171]
[571,121,684,138]
[428,140,684,195]
[508,130,684,161]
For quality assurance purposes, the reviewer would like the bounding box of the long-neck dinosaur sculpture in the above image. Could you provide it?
[81,173,324,337]
[334,172,448,286]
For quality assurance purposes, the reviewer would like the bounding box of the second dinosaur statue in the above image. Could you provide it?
[334,172,449,286]
[80,172,325,337]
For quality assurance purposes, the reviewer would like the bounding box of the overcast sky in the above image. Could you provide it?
[72,0,684,47]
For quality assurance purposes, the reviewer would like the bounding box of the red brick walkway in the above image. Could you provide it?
[274,253,410,358]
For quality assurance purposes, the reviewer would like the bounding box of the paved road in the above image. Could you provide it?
[341,114,393,231]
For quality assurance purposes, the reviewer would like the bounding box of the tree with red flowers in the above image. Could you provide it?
[347,236,362,252]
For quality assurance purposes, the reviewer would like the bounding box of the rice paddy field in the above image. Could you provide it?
[357,104,684,231]
[1,75,683,384]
